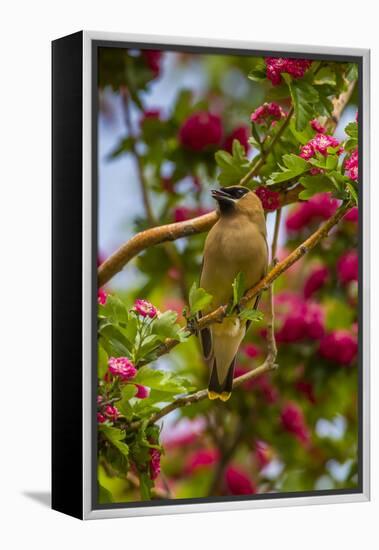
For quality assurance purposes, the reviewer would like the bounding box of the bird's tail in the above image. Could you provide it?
[208,357,236,402]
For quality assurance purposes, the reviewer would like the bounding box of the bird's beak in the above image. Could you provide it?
[211,189,236,204]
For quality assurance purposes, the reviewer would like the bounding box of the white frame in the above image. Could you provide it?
[82,31,370,520]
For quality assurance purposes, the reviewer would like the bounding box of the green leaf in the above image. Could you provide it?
[346,63,358,82]
[346,181,358,205]
[298,175,336,200]
[139,472,153,500]
[288,80,319,131]
[325,299,355,330]
[345,121,358,139]
[268,154,309,184]
[98,324,133,357]
[98,295,128,325]
[232,272,246,309]
[239,308,264,322]
[188,282,213,315]
[108,136,135,159]
[215,140,251,186]
[98,343,108,379]
[172,89,194,123]
[99,425,129,457]
[248,57,267,82]
[133,366,190,394]
[98,482,113,504]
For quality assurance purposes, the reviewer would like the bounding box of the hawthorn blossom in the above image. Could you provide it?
[179,112,223,152]
[250,102,285,124]
[133,299,158,319]
[242,343,259,359]
[135,384,150,399]
[265,57,312,86]
[97,413,106,424]
[185,449,219,474]
[310,119,326,134]
[255,440,273,469]
[344,206,359,223]
[225,465,256,495]
[222,125,250,154]
[337,250,358,285]
[255,186,280,211]
[108,357,137,380]
[345,148,358,181]
[149,448,161,480]
[104,405,120,421]
[299,133,341,160]
[281,402,310,444]
[286,193,338,232]
[275,292,325,343]
[303,265,329,299]
[142,50,163,77]
[319,330,358,365]
[98,288,107,305]
[173,206,210,223]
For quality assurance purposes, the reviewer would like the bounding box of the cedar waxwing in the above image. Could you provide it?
[199,186,268,401]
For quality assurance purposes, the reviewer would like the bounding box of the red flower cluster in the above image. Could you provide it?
[310,119,326,134]
[242,343,259,359]
[225,465,256,495]
[345,148,358,181]
[135,384,150,399]
[344,207,358,223]
[299,133,341,160]
[142,50,163,77]
[281,402,310,444]
[98,288,107,305]
[222,125,250,154]
[319,330,358,365]
[303,265,329,298]
[265,57,312,86]
[149,448,161,480]
[235,368,278,403]
[179,112,223,152]
[185,449,219,474]
[286,193,338,232]
[275,292,325,343]
[133,298,158,318]
[255,186,281,211]
[337,250,358,285]
[108,357,137,381]
[250,102,285,124]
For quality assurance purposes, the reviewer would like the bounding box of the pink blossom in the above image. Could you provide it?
[135,384,150,399]
[242,343,259,359]
[149,448,161,480]
[275,292,324,343]
[319,330,358,365]
[133,298,158,318]
[97,395,103,405]
[225,465,256,495]
[98,288,107,305]
[281,402,310,444]
[303,265,329,298]
[104,405,120,421]
[142,50,163,77]
[300,133,341,159]
[97,413,106,424]
[310,119,326,134]
[249,373,279,403]
[179,112,223,152]
[344,207,358,223]
[337,250,358,285]
[265,57,312,86]
[223,126,250,154]
[345,148,358,181]
[185,449,219,473]
[251,102,285,124]
[108,357,137,380]
[255,186,280,211]
[295,380,316,404]
[255,440,272,469]
[286,193,338,232]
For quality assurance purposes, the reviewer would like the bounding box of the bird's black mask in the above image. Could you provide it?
[211,186,249,213]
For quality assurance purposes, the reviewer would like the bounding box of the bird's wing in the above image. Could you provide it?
[198,258,214,363]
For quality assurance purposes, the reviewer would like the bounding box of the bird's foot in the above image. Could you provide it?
[208,390,220,400]
[220,392,231,402]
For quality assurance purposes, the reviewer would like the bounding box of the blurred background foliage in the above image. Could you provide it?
[96,46,359,503]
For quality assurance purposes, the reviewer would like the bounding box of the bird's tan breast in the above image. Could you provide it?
[200,216,268,310]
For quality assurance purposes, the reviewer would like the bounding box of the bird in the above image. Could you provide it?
[199,185,268,401]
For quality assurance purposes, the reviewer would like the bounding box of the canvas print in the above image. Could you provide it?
[96,45,360,505]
